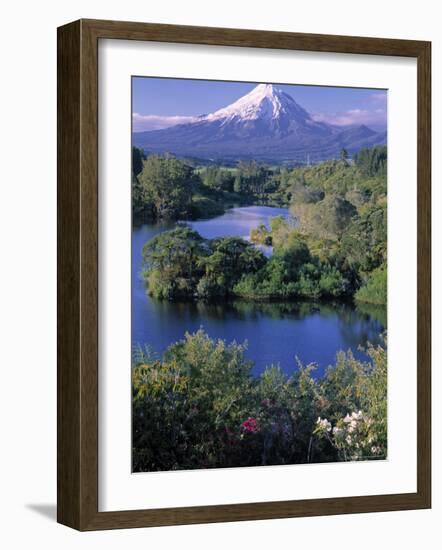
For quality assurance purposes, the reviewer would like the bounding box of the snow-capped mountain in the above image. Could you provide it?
[133,84,386,163]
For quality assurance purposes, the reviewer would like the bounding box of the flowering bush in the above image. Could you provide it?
[241,417,260,434]
[315,410,385,461]
[132,330,387,471]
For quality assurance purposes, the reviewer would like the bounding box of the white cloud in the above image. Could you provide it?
[370,92,388,104]
[132,113,198,132]
[312,108,387,128]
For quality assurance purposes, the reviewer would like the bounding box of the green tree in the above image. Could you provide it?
[132,174,153,223]
[354,145,387,177]
[291,184,325,204]
[197,237,266,299]
[201,166,235,192]
[235,160,269,195]
[355,265,387,305]
[250,223,272,245]
[340,204,387,272]
[138,155,196,220]
[233,172,244,194]
[142,227,207,299]
[291,195,357,240]
[132,146,145,176]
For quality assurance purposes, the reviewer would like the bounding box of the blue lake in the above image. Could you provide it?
[132,206,385,377]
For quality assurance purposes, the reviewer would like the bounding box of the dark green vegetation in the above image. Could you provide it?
[133,330,387,471]
[142,228,265,300]
[355,266,387,305]
[132,149,293,224]
[140,145,387,305]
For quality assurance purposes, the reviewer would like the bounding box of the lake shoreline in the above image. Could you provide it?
[132,205,385,376]
[133,197,290,227]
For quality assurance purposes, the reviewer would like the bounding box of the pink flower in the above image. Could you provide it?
[241,417,259,434]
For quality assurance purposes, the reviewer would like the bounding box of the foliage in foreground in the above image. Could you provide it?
[132,330,387,472]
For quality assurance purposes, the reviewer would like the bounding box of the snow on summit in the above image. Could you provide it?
[204,84,310,124]
[133,82,387,162]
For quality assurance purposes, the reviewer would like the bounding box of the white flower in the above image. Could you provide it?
[344,414,352,424]
[346,435,352,445]
[317,417,332,432]
[350,410,364,421]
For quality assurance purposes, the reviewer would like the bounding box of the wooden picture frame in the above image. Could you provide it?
[57,18,431,530]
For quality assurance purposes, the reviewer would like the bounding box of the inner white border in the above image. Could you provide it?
[98,39,417,512]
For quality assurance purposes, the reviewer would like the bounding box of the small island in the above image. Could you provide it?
[135,146,387,306]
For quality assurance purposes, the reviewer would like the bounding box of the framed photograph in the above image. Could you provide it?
[57,19,431,530]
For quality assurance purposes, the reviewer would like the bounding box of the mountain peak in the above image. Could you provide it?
[250,83,278,97]
[134,83,386,163]
[204,83,308,125]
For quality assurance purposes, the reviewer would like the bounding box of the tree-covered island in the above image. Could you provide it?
[134,145,387,306]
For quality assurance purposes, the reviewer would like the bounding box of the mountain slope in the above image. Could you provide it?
[133,84,386,163]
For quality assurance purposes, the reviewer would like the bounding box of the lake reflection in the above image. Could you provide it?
[132,206,385,377]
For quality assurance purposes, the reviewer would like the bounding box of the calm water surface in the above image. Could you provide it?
[132,206,385,377]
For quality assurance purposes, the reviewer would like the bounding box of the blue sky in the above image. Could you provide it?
[132,77,387,132]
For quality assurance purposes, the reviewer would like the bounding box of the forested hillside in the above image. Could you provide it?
[136,146,387,306]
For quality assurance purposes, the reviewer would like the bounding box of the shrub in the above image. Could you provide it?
[132,330,387,471]
[355,265,387,305]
